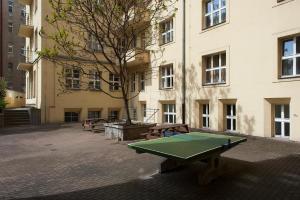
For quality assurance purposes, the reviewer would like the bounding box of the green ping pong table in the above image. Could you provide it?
[128,132,246,185]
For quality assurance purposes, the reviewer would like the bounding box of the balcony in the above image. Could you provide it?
[18,13,34,38]
[126,48,150,67]
[126,9,150,29]
[18,0,33,5]
[18,51,36,71]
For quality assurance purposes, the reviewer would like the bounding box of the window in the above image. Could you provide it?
[163,104,176,124]
[131,73,136,92]
[140,72,145,91]
[8,23,13,32]
[226,104,236,131]
[274,105,290,138]
[205,0,226,28]
[89,35,102,52]
[204,52,226,84]
[109,110,119,121]
[160,18,174,45]
[21,7,26,17]
[202,104,210,128]
[161,64,174,89]
[8,63,13,72]
[88,111,101,119]
[65,68,80,89]
[8,0,13,16]
[143,104,147,118]
[89,70,101,90]
[281,36,300,77]
[8,45,13,54]
[109,73,120,91]
[21,47,25,56]
[34,29,38,50]
[65,112,79,122]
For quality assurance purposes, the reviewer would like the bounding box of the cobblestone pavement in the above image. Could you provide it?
[0,124,300,200]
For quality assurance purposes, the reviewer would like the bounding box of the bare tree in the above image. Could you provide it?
[40,0,176,125]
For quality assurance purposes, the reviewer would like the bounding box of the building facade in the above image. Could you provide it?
[21,0,300,142]
[1,0,26,92]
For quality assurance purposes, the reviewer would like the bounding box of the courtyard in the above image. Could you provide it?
[0,124,299,200]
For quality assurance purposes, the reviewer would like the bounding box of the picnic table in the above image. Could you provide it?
[145,124,190,140]
[128,132,247,185]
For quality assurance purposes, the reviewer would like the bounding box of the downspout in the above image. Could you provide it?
[0,0,3,77]
[182,0,186,124]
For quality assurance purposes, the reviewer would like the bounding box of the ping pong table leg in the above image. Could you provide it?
[160,159,183,173]
[198,155,223,185]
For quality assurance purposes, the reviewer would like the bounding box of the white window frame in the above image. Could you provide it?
[8,45,13,54]
[8,0,13,16]
[226,104,236,132]
[89,70,101,90]
[131,73,136,92]
[161,65,174,89]
[65,68,80,89]
[204,52,226,84]
[140,72,145,91]
[281,36,300,78]
[89,35,102,52]
[8,22,13,32]
[205,0,226,28]
[202,104,210,128]
[109,73,120,91]
[274,105,290,138]
[160,18,174,45]
[163,104,176,124]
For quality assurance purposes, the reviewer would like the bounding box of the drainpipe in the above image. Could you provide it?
[182,0,186,124]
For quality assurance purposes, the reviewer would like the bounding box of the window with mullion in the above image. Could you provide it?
[202,104,210,128]
[163,104,176,124]
[226,104,236,132]
[205,52,226,85]
[65,68,80,89]
[131,73,136,92]
[281,36,300,77]
[109,73,120,91]
[160,18,174,45]
[89,70,101,90]
[274,104,290,138]
[205,0,226,28]
[161,65,174,89]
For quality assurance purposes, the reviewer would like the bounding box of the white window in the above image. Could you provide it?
[226,104,236,132]
[202,104,210,128]
[109,73,120,91]
[88,111,101,119]
[8,23,13,32]
[89,70,101,90]
[281,36,300,77]
[8,44,13,54]
[21,7,26,17]
[274,105,290,138]
[163,104,176,124]
[204,52,226,84]
[140,72,145,91]
[65,68,80,89]
[8,0,13,15]
[131,73,136,92]
[160,18,174,45]
[205,0,226,28]
[161,65,174,89]
[89,35,102,52]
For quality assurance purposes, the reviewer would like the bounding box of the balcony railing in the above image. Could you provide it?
[18,13,33,38]
[18,50,37,71]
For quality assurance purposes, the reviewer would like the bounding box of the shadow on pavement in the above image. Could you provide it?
[14,154,300,200]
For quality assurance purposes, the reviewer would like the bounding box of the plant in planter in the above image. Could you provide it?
[40,0,176,126]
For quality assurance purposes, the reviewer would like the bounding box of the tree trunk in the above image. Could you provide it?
[123,97,132,125]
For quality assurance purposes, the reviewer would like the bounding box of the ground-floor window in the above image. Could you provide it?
[202,104,210,128]
[163,104,176,124]
[65,112,79,123]
[109,110,119,121]
[88,111,101,119]
[226,104,236,131]
[275,104,290,138]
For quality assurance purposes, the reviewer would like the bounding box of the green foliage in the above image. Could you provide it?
[0,79,7,110]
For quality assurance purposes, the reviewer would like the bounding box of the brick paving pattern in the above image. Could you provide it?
[0,124,299,200]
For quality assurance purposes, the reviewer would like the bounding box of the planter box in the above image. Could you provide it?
[104,123,156,141]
